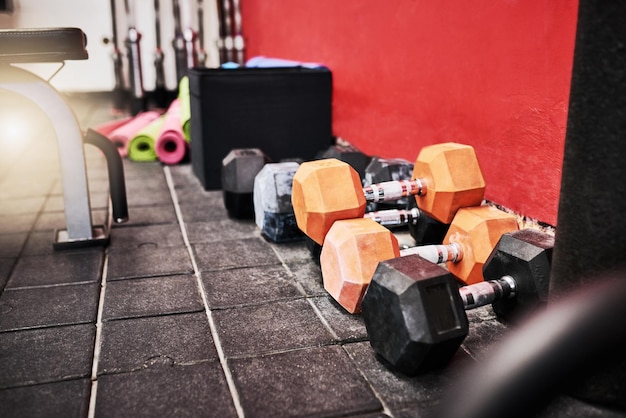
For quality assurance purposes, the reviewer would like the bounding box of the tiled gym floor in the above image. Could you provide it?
[0,93,622,417]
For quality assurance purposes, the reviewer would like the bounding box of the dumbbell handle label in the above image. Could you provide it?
[400,242,462,264]
[363,179,425,202]
[364,207,420,226]
[459,276,516,309]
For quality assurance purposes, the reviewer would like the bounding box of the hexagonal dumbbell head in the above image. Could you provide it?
[413,142,486,224]
[320,218,400,313]
[292,158,366,245]
[222,148,270,219]
[318,144,372,179]
[361,254,469,375]
[483,228,554,321]
[443,206,519,285]
[321,206,518,313]
[253,162,303,243]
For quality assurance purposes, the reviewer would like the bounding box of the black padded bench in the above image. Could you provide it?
[0,28,127,249]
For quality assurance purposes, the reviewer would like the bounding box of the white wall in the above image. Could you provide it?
[0,0,220,92]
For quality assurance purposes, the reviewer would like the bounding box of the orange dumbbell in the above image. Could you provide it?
[320,205,519,313]
[292,142,486,246]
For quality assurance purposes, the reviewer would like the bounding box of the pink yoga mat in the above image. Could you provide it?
[94,116,133,137]
[156,99,188,164]
[109,111,162,157]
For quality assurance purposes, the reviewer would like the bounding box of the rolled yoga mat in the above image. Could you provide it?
[94,116,133,137]
[127,115,165,162]
[156,98,188,164]
[109,110,162,157]
[178,76,191,142]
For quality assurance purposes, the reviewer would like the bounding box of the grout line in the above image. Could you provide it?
[341,345,395,418]
[163,166,246,418]
[87,249,109,418]
[267,245,341,342]
[269,247,392,416]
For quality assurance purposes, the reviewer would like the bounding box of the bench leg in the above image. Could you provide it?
[0,65,106,248]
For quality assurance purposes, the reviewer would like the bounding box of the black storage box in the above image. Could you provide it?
[188,66,333,190]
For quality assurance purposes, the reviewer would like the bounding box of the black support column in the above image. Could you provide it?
[550,0,626,409]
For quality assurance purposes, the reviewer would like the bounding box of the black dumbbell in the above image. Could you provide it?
[222,148,271,219]
[317,142,372,179]
[361,228,554,375]
[253,161,303,243]
[253,161,426,244]
[251,143,371,243]
[225,144,370,220]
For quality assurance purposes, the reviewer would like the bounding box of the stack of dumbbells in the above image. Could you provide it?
[220,142,554,376]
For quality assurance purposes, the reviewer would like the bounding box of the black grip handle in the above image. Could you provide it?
[84,128,129,223]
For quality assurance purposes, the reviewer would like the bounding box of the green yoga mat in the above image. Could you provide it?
[127,115,165,161]
[179,76,191,143]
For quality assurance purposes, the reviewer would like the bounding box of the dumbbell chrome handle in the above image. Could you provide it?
[459,275,516,310]
[400,242,463,264]
[363,179,426,203]
[364,207,420,227]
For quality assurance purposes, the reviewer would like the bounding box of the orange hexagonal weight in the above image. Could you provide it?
[321,218,400,313]
[291,159,366,245]
[443,206,519,285]
[413,143,486,224]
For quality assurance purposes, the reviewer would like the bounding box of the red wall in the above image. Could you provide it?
[241,0,579,226]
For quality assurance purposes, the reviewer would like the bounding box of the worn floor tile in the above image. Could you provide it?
[98,312,217,375]
[201,265,302,309]
[174,187,223,207]
[267,240,312,264]
[177,200,230,223]
[167,164,197,187]
[108,224,185,249]
[0,232,28,258]
[534,394,626,418]
[124,175,170,194]
[6,251,104,288]
[0,324,95,388]
[0,282,99,331]
[0,196,45,216]
[193,238,281,272]
[287,261,326,296]
[213,298,334,357]
[0,378,90,418]
[122,160,165,179]
[0,178,55,200]
[230,345,383,417]
[0,213,38,234]
[103,274,203,320]
[311,295,368,342]
[111,203,177,227]
[175,188,229,222]
[95,361,237,418]
[0,258,15,291]
[20,231,104,257]
[125,186,173,207]
[343,341,471,415]
[463,306,509,361]
[107,246,193,280]
[185,219,258,244]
